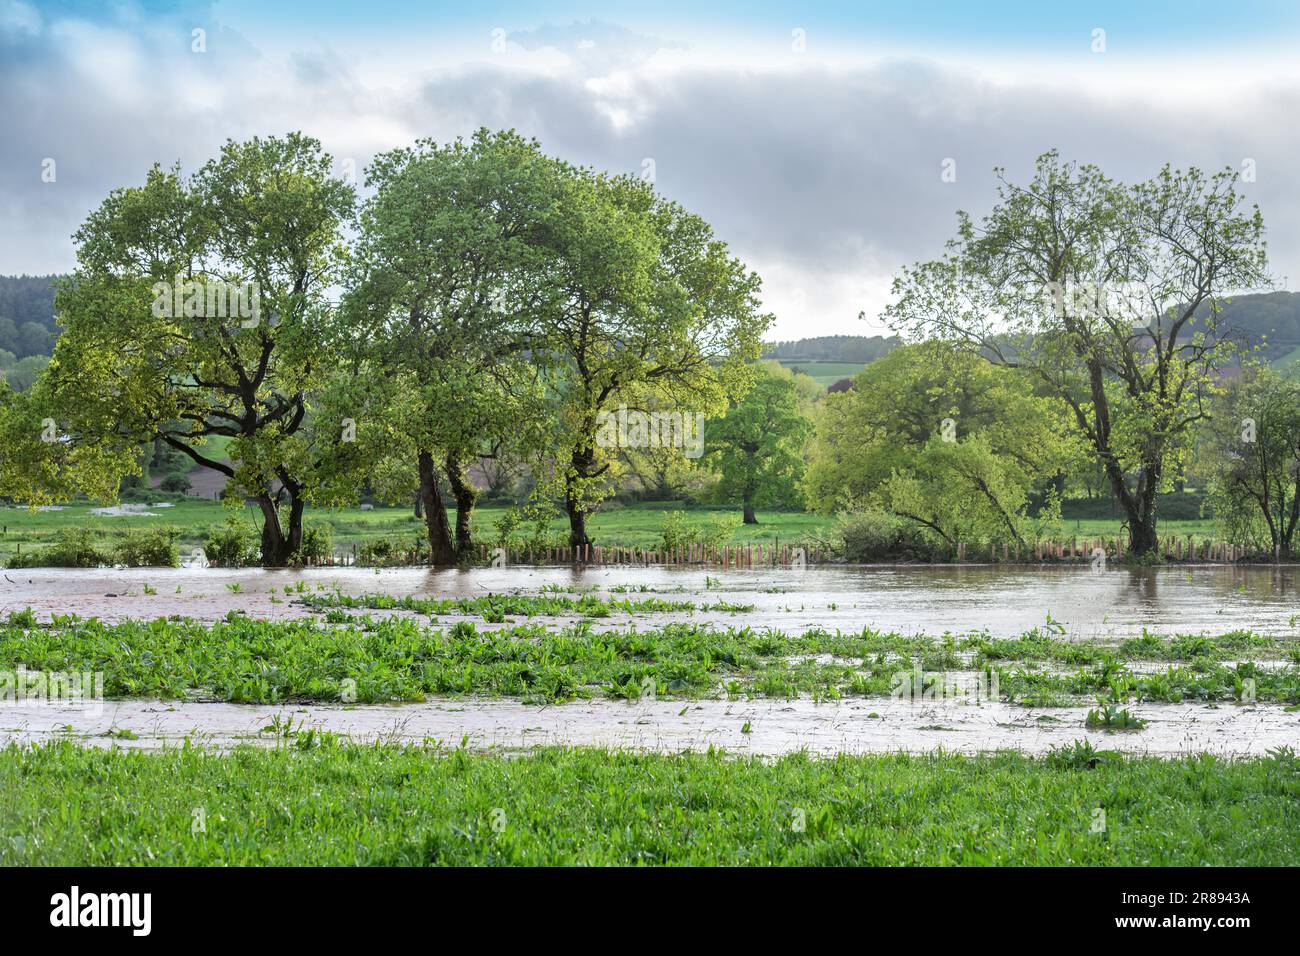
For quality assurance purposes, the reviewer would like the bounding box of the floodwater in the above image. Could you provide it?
[4,695,1297,757]
[3,563,1299,637]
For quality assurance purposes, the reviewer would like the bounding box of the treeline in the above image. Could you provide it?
[0,274,58,363]
[762,334,899,363]
[0,130,770,566]
[2,143,1296,565]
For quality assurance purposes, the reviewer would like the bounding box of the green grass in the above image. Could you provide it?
[301,590,752,620]
[3,612,1296,705]
[1060,517,1219,539]
[1272,343,1300,380]
[2,741,1297,865]
[0,500,835,563]
[0,497,1229,565]
[773,359,866,386]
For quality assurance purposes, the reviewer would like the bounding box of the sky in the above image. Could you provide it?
[3,0,1300,339]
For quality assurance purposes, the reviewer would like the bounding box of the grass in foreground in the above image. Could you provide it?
[2,742,1297,865]
[2,611,1297,705]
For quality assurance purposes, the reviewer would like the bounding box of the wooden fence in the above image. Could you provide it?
[310,535,1283,567]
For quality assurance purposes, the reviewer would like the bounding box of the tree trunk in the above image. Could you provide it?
[445,452,478,558]
[565,494,591,549]
[414,491,424,520]
[418,449,457,566]
[1100,453,1161,557]
[742,493,757,525]
[256,491,304,566]
[565,446,596,549]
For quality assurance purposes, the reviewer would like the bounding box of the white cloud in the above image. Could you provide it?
[3,11,1298,342]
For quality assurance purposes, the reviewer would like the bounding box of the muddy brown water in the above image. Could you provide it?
[5,696,1298,757]
[3,565,1298,756]
[3,564,1299,637]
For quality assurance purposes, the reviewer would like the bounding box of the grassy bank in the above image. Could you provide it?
[2,742,1296,865]
[3,611,1296,705]
[0,500,835,564]
[1,499,1229,565]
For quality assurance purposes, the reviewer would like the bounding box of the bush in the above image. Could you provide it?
[159,473,192,493]
[659,511,741,551]
[116,525,181,567]
[6,527,110,568]
[838,510,942,563]
[356,536,427,566]
[292,523,333,565]
[203,517,259,567]
[119,487,190,504]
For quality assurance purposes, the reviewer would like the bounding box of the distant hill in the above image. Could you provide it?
[1206,290,1300,363]
[0,274,61,361]
[763,335,900,386]
[763,334,900,364]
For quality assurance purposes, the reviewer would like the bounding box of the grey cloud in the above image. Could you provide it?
[3,16,1298,334]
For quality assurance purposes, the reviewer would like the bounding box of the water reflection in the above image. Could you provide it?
[6,563,1300,638]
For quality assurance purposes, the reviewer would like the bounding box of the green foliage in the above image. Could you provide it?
[6,527,109,568]
[355,536,427,566]
[1085,705,1149,731]
[42,133,355,565]
[1203,365,1300,556]
[707,362,812,520]
[886,150,1271,554]
[658,510,741,551]
[203,515,259,567]
[292,523,332,565]
[806,342,1075,546]
[115,524,181,567]
[158,473,192,493]
[837,509,943,562]
[3,743,1297,865]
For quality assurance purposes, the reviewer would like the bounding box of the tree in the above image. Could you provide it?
[43,134,354,564]
[885,151,1270,555]
[708,362,811,523]
[805,342,1076,547]
[338,130,555,563]
[538,169,770,548]
[16,321,53,358]
[1204,366,1300,557]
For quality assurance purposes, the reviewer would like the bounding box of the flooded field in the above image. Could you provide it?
[4,563,1297,761]
[4,563,1299,637]
[5,695,1297,757]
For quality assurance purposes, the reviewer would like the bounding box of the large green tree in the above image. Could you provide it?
[1204,366,1300,557]
[885,152,1270,555]
[708,362,811,523]
[805,342,1077,547]
[537,170,770,548]
[42,134,354,564]
[337,129,555,563]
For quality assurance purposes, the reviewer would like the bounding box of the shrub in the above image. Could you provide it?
[292,523,332,565]
[658,511,740,551]
[119,487,189,504]
[6,527,110,569]
[838,510,941,563]
[356,536,427,566]
[116,525,181,567]
[159,473,192,493]
[203,517,259,567]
